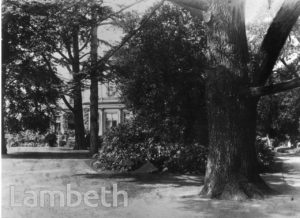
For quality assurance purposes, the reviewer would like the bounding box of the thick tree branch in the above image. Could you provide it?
[61,95,74,112]
[255,0,300,85]
[245,77,300,97]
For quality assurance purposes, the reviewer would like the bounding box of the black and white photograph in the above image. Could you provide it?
[1,0,300,217]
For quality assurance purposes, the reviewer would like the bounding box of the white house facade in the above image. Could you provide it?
[54,82,131,136]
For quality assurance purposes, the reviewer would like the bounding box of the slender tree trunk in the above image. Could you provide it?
[2,66,7,155]
[73,76,85,150]
[2,19,8,155]
[72,24,85,150]
[89,8,99,155]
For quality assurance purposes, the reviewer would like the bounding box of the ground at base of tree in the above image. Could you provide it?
[2,147,300,218]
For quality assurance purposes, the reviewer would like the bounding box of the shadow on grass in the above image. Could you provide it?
[2,151,90,159]
[75,154,300,218]
[180,154,300,218]
[74,172,204,187]
[262,153,300,195]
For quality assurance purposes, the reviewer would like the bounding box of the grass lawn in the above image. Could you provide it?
[2,147,300,218]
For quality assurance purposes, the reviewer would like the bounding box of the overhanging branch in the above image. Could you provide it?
[245,77,300,97]
[255,0,300,85]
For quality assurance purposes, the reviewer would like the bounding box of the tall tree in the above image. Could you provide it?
[169,0,300,199]
[4,0,116,150]
[2,2,62,154]
[3,0,87,149]
[89,4,99,155]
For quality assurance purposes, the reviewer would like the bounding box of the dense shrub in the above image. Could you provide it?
[95,121,275,174]
[163,143,208,173]
[95,121,207,173]
[7,130,47,147]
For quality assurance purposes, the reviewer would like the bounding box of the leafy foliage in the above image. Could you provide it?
[95,120,273,173]
[2,3,62,133]
[257,89,300,144]
[256,136,275,172]
[114,4,208,144]
[95,120,207,173]
[7,130,48,147]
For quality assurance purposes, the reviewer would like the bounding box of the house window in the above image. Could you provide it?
[54,115,61,133]
[106,82,117,97]
[105,112,118,130]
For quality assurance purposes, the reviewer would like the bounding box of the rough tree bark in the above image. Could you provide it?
[195,0,300,199]
[89,7,99,155]
[201,67,267,199]
[72,24,85,150]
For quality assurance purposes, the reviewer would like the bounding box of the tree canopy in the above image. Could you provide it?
[114,4,208,144]
[2,2,62,133]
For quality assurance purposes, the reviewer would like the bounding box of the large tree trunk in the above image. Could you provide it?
[72,24,85,150]
[200,0,270,200]
[169,0,300,200]
[201,68,269,200]
[89,8,99,155]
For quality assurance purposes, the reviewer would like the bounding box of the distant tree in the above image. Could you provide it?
[114,4,208,144]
